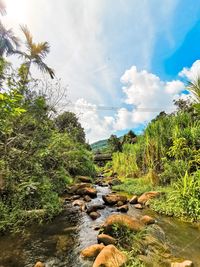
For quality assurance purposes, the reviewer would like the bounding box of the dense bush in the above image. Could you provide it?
[110,97,200,221]
[0,58,95,232]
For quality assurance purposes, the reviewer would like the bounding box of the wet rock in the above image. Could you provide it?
[134,204,143,209]
[81,244,105,259]
[138,191,160,205]
[77,187,97,198]
[76,176,92,183]
[63,226,77,233]
[65,195,80,201]
[86,204,105,214]
[84,195,92,202]
[97,233,117,245]
[34,262,45,267]
[171,260,193,267]
[102,194,127,205]
[117,204,129,213]
[129,195,138,204]
[56,236,74,254]
[140,215,155,225]
[89,211,101,220]
[72,199,86,211]
[93,244,127,267]
[103,214,143,233]
[69,183,92,194]
[116,201,124,207]
[93,225,102,231]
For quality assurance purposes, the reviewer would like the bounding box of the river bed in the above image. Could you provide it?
[0,185,200,267]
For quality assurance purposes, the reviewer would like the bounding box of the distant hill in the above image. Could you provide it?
[91,136,124,152]
[91,139,108,151]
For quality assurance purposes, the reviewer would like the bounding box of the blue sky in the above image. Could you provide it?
[3,0,200,142]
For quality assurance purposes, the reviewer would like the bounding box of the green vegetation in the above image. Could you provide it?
[109,95,200,221]
[0,28,95,233]
[91,139,108,152]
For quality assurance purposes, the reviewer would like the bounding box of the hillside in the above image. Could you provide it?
[91,139,108,151]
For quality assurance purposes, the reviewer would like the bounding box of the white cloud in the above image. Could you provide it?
[121,66,185,122]
[73,65,188,143]
[179,60,200,81]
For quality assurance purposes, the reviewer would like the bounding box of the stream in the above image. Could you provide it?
[0,184,200,267]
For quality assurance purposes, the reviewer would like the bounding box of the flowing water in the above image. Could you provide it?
[0,185,200,267]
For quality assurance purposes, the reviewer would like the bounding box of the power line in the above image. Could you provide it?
[67,104,175,112]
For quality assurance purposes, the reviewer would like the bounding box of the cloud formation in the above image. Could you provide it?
[74,62,200,143]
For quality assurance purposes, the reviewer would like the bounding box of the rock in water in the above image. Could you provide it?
[93,245,127,267]
[34,262,45,267]
[97,233,117,245]
[129,195,138,204]
[86,204,105,214]
[138,191,160,204]
[72,199,86,211]
[81,244,105,259]
[89,211,101,220]
[171,260,193,267]
[77,187,97,198]
[134,204,143,209]
[102,194,127,205]
[103,214,143,233]
[140,215,155,225]
[117,204,129,212]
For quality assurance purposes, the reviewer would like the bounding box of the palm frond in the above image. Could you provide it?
[33,56,55,79]
[0,22,20,56]
[20,25,33,48]
[187,78,200,103]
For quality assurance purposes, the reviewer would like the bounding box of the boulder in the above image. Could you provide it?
[76,176,92,183]
[140,215,155,225]
[129,195,138,204]
[81,244,105,259]
[93,245,127,267]
[103,214,143,233]
[77,187,97,198]
[134,204,143,209]
[138,191,160,204]
[86,204,105,214]
[72,199,86,211]
[69,183,92,194]
[65,195,80,202]
[97,234,117,245]
[84,195,92,202]
[116,201,124,207]
[171,260,193,267]
[102,194,127,205]
[34,262,45,267]
[89,211,101,220]
[117,204,129,213]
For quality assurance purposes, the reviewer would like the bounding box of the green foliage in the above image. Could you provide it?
[113,178,153,195]
[108,134,122,153]
[108,98,200,221]
[55,111,86,144]
[91,139,108,152]
[0,58,95,232]
[122,130,137,145]
[151,171,200,221]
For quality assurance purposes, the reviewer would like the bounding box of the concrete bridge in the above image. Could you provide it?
[93,153,112,165]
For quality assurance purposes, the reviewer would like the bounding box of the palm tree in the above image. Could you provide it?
[0,21,20,56]
[187,78,200,103]
[17,25,55,79]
